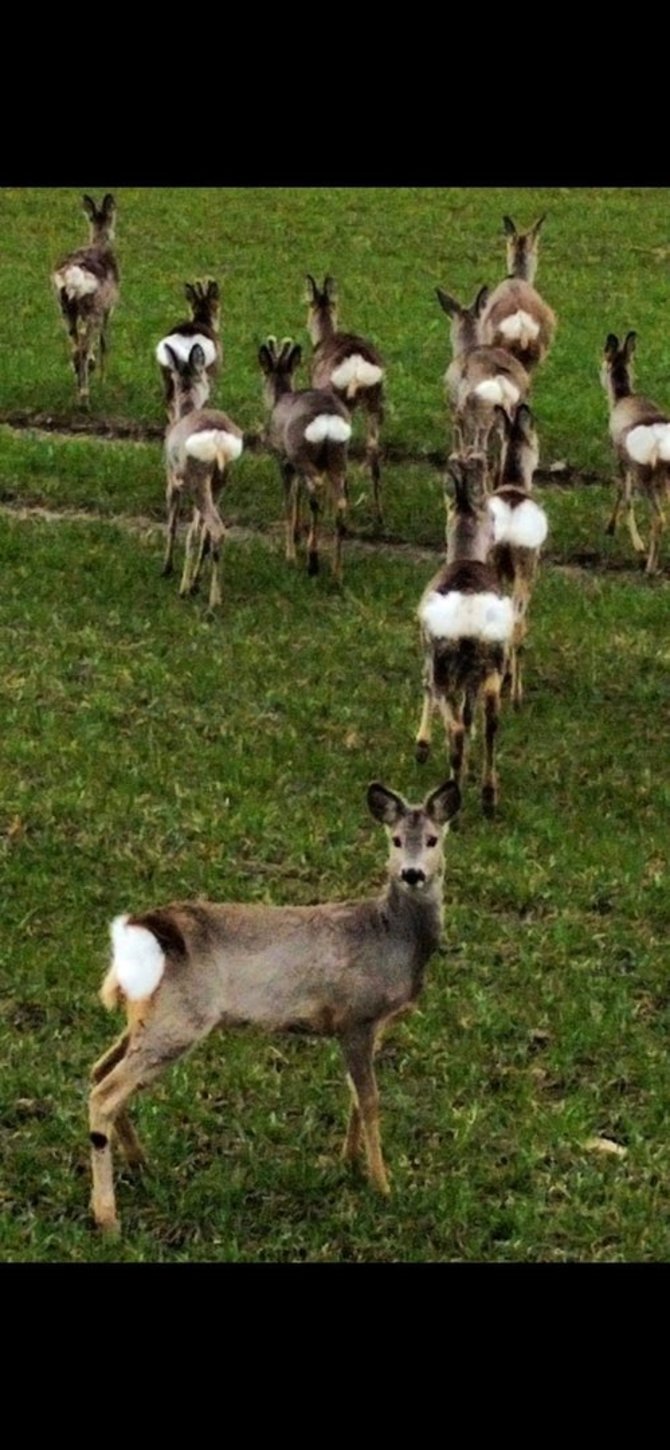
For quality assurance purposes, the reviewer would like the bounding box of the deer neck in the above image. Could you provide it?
[311,307,335,347]
[384,871,444,945]
[176,394,197,419]
[501,442,532,490]
[453,315,479,356]
[447,513,489,562]
[608,363,632,404]
[510,253,537,283]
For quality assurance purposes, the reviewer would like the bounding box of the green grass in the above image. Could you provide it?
[0,188,668,1261]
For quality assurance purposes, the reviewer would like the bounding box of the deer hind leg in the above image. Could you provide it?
[179,507,202,598]
[340,1023,390,1195]
[281,462,298,563]
[437,691,468,788]
[89,1025,203,1235]
[623,470,646,555]
[646,483,667,574]
[99,310,111,382]
[481,670,502,817]
[415,653,435,763]
[304,476,321,576]
[365,388,384,525]
[90,1029,147,1169]
[341,1082,363,1164]
[511,568,533,709]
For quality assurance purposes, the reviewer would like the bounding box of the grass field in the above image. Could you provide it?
[0,188,669,1262]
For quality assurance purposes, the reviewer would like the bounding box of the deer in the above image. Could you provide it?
[479,215,556,374]
[437,286,530,482]
[306,275,385,524]
[259,336,352,582]
[88,776,461,1235]
[161,341,243,610]
[156,279,222,421]
[488,404,548,707]
[601,330,670,575]
[52,194,119,405]
[415,453,514,816]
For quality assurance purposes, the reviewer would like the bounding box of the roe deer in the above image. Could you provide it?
[52,193,119,404]
[601,330,670,574]
[259,336,352,581]
[88,778,461,1235]
[479,215,556,374]
[156,279,222,420]
[437,286,530,481]
[415,453,514,815]
[306,275,385,523]
[162,342,243,610]
[489,404,548,707]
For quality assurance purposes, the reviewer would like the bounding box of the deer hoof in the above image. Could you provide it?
[415,740,431,764]
[308,553,320,577]
[482,786,497,818]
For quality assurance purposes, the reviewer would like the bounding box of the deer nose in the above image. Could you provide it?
[401,868,426,886]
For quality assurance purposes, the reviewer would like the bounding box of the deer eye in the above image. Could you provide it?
[392,836,402,848]
[426,835,438,848]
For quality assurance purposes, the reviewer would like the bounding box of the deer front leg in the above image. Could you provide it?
[481,670,502,817]
[99,310,111,382]
[605,463,625,537]
[623,470,646,554]
[281,462,298,563]
[162,476,182,577]
[340,1023,390,1195]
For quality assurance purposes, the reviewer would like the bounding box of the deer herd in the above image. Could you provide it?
[49,194,667,1235]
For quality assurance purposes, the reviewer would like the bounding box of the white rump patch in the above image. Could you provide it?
[625,422,670,465]
[489,494,548,548]
[156,333,217,368]
[110,914,165,1001]
[331,353,384,398]
[474,376,521,408]
[185,428,243,465]
[304,413,352,443]
[420,590,514,643]
[499,310,541,345]
[55,264,99,300]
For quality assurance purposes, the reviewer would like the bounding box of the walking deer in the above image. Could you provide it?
[88,777,461,1234]
[489,404,548,707]
[479,215,556,373]
[437,286,530,480]
[306,275,385,523]
[601,330,670,574]
[415,453,514,815]
[259,336,352,581]
[156,279,222,420]
[52,193,119,404]
[162,341,243,610]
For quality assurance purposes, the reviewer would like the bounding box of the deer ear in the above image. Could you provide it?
[474,285,490,316]
[163,343,180,373]
[323,275,337,301]
[82,194,97,219]
[623,330,637,359]
[288,343,302,371]
[102,193,116,218]
[503,215,517,237]
[367,783,407,826]
[305,274,319,302]
[531,213,546,237]
[425,780,461,825]
[516,402,533,430]
[604,333,619,357]
[446,455,465,488]
[184,283,197,305]
[436,288,460,317]
[207,280,220,301]
[189,343,206,371]
[258,344,273,373]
